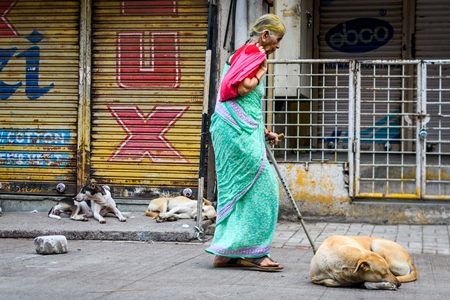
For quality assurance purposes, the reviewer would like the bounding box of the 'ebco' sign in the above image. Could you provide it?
[325,18,394,53]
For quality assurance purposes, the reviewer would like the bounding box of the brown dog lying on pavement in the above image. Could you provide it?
[145,196,216,223]
[310,235,418,290]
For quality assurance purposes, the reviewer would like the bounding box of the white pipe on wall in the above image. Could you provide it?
[234,0,248,49]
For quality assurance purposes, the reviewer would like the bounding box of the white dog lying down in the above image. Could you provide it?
[48,196,92,221]
[310,235,418,290]
[145,196,216,223]
[75,182,127,224]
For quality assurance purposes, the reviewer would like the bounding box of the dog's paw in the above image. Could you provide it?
[363,281,398,290]
[77,214,89,221]
[71,215,89,221]
[119,217,126,222]
[159,213,169,218]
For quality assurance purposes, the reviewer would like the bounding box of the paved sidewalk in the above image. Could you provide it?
[273,222,450,255]
[0,211,449,255]
[1,212,450,299]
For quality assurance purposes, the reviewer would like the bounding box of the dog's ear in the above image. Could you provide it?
[89,182,105,195]
[96,184,106,195]
[354,259,370,273]
[203,198,211,205]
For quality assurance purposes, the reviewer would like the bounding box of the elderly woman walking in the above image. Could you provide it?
[205,14,286,271]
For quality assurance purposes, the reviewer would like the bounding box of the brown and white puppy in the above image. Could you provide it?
[48,197,92,221]
[75,182,126,224]
[145,196,216,223]
[310,235,418,290]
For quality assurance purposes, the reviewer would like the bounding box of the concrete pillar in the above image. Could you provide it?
[235,0,248,49]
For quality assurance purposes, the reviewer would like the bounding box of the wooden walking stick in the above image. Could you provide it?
[265,133,317,254]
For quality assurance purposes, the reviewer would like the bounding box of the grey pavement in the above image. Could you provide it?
[0,211,450,299]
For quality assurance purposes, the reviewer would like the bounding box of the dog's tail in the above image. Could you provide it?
[396,262,419,283]
[145,207,158,219]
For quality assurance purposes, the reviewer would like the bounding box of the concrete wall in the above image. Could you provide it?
[276,163,450,225]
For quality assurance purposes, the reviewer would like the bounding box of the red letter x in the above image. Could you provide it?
[0,1,18,37]
[108,105,189,163]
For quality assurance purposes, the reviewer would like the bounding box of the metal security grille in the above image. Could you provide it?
[265,59,353,163]
[416,0,450,59]
[265,59,450,200]
[423,61,450,200]
[0,0,80,196]
[355,61,419,199]
[90,0,209,198]
[318,0,403,60]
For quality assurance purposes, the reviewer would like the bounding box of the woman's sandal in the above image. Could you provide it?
[238,256,284,272]
[213,256,283,272]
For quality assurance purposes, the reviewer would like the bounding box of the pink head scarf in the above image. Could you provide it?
[219,44,266,102]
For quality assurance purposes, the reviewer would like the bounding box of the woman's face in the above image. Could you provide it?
[260,30,283,55]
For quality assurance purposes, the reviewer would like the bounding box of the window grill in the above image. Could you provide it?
[264,59,450,200]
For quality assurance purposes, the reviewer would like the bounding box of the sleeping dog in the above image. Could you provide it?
[145,196,216,223]
[75,182,127,224]
[48,196,92,221]
[310,235,418,290]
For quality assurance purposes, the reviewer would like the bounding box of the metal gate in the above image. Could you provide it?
[355,61,450,199]
[355,60,420,199]
[422,61,450,199]
[266,59,450,200]
[355,60,450,200]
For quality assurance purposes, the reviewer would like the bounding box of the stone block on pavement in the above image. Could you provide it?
[34,235,68,255]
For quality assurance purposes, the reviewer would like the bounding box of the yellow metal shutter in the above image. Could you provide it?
[91,0,209,198]
[0,0,80,195]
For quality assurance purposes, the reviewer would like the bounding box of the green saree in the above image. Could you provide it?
[205,63,279,258]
